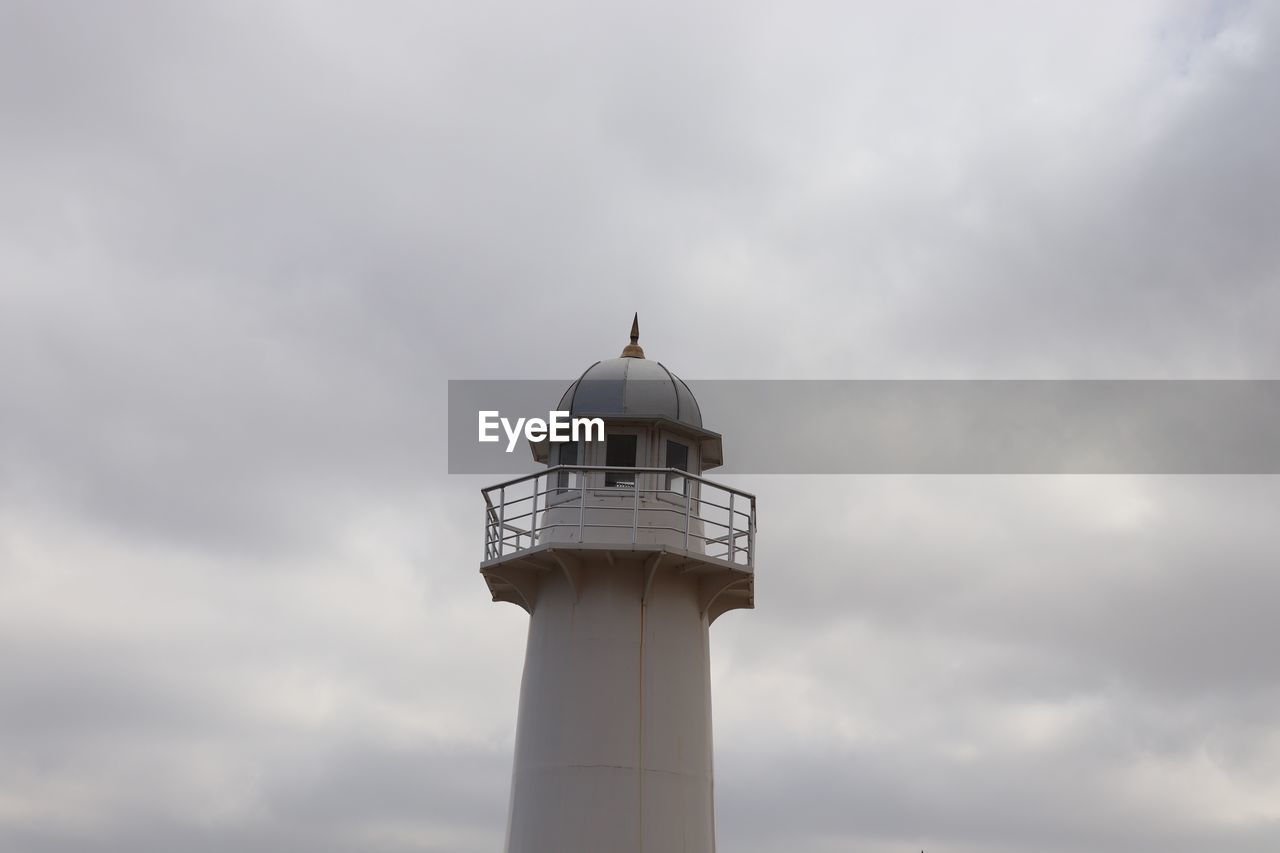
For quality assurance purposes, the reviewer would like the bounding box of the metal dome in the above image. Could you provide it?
[557,356,703,428]
[530,315,723,470]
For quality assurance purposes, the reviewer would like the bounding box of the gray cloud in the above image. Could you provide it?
[3,1,1279,851]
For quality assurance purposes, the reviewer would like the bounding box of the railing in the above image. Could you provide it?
[482,466,756,569]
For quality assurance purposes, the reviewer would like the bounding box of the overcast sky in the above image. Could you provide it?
[3,1,1279,851]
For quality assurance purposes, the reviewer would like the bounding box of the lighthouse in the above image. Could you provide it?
[480,317,756,853]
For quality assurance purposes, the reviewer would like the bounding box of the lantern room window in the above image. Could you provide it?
[605,433,637,488]
[666,440,689,494]
[556,440,579,490]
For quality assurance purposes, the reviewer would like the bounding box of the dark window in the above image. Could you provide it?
[556,441,579,490]
[666,441,689,471]
[666,440,689,493]
[605,434,637,488]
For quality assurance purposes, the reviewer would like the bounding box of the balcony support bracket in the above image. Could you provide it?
[549,549,583,603]
[640,552,666,604]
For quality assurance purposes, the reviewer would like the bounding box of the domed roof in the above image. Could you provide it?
[559,357,703,427]
[532,316,723,470]
[556,315,702,428]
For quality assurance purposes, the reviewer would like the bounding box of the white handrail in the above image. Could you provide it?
[481,465,756,569]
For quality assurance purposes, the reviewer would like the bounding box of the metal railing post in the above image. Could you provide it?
[578,470,586,542]
[530,474,540,547]
[684,481,692,550]
[632,472,639,545]
[498,487,505,557]
[729,492,735,561]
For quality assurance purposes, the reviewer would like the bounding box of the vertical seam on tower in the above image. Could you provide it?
[638,586,645,851]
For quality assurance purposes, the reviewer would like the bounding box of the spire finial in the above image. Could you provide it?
[621,312,645,358]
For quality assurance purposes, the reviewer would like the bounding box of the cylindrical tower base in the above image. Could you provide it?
[504,558,715,853]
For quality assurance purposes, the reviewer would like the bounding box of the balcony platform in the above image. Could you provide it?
[480,467,756,623]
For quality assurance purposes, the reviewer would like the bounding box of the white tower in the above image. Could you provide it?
[480,317,756,853]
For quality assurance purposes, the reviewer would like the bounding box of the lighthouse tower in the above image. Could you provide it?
[479,317,756,853]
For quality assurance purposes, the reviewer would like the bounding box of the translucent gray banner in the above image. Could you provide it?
[447,380,1280,475]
